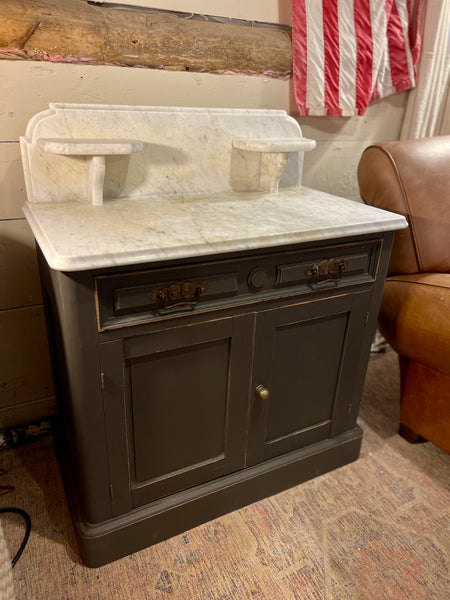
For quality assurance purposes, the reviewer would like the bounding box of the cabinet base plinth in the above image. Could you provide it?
[65,427,362,567]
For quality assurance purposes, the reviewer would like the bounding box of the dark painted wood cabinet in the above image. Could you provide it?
[38,232,394,566]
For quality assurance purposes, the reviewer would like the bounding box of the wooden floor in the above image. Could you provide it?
[1,349,449,600]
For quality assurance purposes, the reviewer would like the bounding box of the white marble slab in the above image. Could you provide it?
[21,104,407,272]
[23,187,408,271]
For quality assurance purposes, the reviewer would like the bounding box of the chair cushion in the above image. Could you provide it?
[379,273,450,376]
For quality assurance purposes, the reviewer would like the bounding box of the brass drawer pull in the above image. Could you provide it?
[305,258,349,285]
[150,281,207,310]
[255,385,270,400]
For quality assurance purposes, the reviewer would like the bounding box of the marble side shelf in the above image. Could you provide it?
[37,138,144,206]
[233,137,317,193]
[37,138,144,155]
[232,138,316,153]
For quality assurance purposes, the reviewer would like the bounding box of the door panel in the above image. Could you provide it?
[100,314,254,513]
[247,291,371,466]
[267,311,348,439]
[130,338,231,484]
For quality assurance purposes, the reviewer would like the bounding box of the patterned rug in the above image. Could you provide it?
[0,349,449,599]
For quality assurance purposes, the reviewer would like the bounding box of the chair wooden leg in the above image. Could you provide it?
[398,422,427,444]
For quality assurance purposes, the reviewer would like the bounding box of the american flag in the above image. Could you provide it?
[292,0,423,116]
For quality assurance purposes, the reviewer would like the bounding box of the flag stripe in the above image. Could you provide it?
[305,0,326,114]
[323,0,342,115]
[394,0,415,85]
[354,0,373,114]
[338,0,358,115]
[386,0,412,91]
[292,0,309,115]
[370,0,389,101]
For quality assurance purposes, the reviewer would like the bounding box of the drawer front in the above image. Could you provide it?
[95,240,382,330]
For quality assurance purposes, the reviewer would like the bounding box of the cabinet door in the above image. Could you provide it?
[246,290,371,466]
[100,314,254,513]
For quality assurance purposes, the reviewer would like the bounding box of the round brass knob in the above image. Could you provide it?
[255,385,270,400]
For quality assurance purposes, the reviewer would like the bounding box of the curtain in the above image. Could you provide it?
[400,0,450,138]
[292,0,423,116]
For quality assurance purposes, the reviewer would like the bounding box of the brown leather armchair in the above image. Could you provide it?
[358,136,450,454]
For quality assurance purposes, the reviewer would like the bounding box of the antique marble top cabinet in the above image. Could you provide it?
[21,104,407,566]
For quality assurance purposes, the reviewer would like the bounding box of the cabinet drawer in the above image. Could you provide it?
[95,240,382,330]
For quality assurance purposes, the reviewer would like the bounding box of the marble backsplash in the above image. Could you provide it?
[20,104,313,205]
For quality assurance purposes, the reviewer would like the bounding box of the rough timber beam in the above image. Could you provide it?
[0,0,292,77]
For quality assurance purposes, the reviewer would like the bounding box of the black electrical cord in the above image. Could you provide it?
[0,508,31,568]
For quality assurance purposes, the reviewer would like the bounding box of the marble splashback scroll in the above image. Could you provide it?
[20,104,314,205]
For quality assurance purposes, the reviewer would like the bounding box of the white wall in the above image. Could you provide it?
[300,92,408,200]
[0,2,408,428]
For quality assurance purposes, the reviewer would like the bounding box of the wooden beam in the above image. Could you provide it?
[0,0,292,77]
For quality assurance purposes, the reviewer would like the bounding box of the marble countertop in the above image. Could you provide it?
[24,187,408,271]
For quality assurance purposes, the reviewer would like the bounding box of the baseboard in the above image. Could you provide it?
[60,427,363,567]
